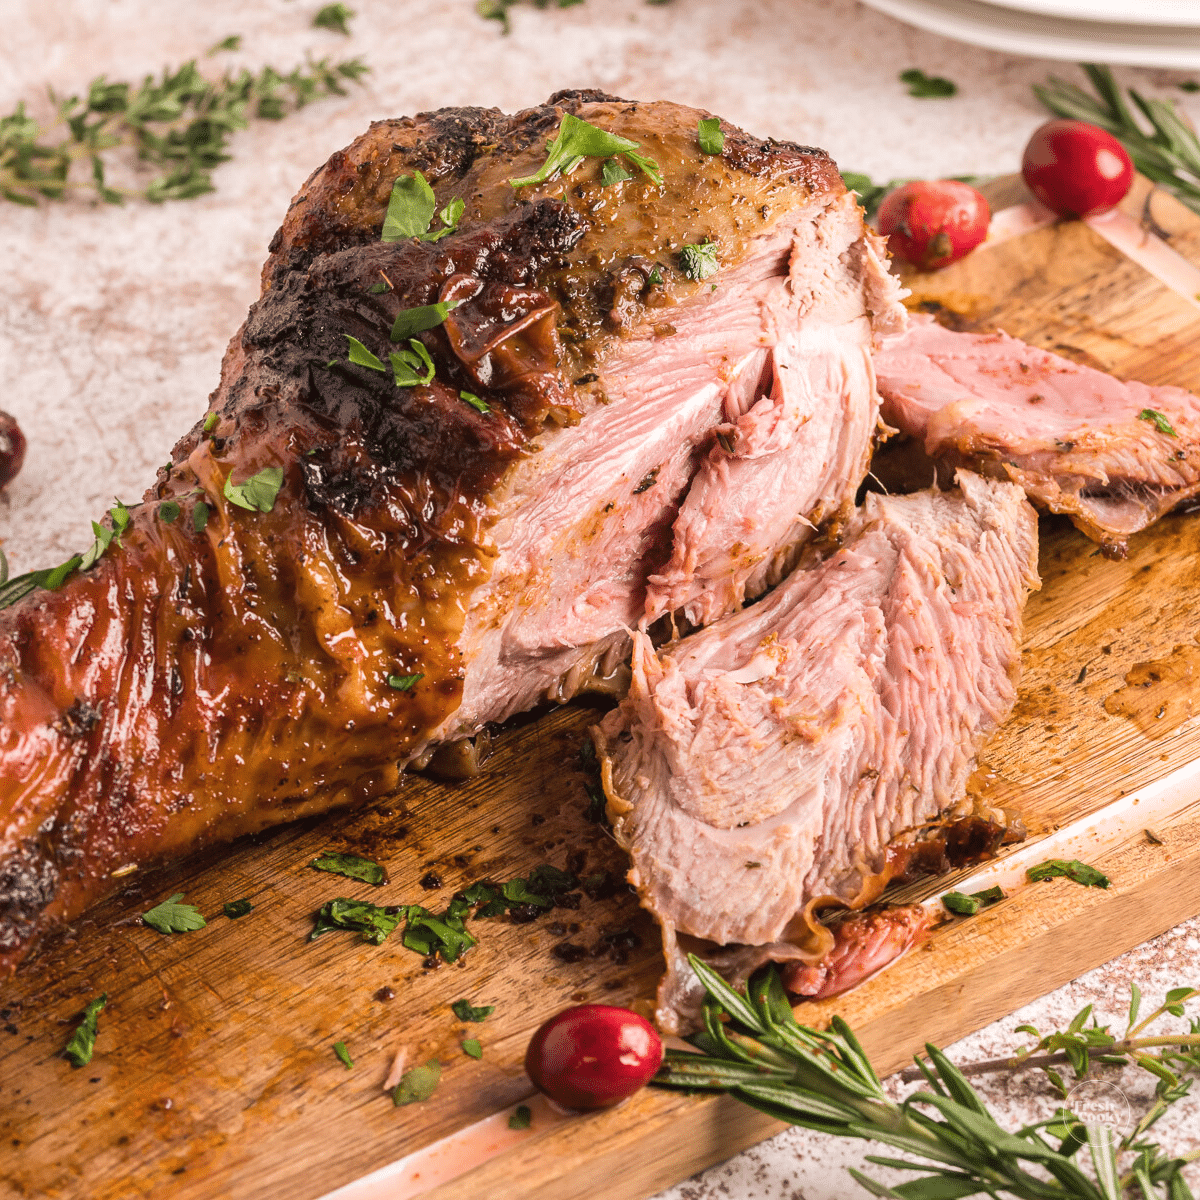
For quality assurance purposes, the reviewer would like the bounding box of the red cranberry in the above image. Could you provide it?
[877,180,990,271]
[1021,119,1133,218]
[0,411,26,490]
[524,1004,662,1111]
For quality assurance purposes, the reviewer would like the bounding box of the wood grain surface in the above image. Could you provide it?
[4,176,1200,1200]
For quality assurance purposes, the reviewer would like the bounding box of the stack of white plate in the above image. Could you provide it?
[859,0,1200,68]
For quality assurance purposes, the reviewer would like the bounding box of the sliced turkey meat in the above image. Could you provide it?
[593,472,1039,1031]
[874,313,1200,557]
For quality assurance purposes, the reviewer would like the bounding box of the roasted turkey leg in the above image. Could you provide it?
[0,91,902,973]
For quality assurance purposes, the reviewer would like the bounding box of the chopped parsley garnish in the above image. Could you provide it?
[647,266,663,286]
[223,898,253,919]
[451,999,495,1023]
[460,391,490,415]
[333,1040,354,1069]
[393,1059,441,1106]
[368,281,392,294]
[0,545,87,609]
[941,885,1004,916]
[678,238,718,281]
[78,500,132,571]
[311,897,405,944]
[390,300,460,342]
[402,903,478,962]
[1027,859,1110,888]
[381,171,463,243]
[509,113,662,188]
[390,339,435,387]
[313,3,354,34]
[312,851,385,886]
[202,411,219,433]
[600,156,632,187]
[343,332,437,387]
[387,672,423,691]
[697,117,724,155]
[64,993,107,1067]
[207,34,242,54]
[159,500,180,524]
[508,1104,532,1130]
[345,335,386,372]
[224,466,284,513]
[900,68,958,98]
[461,1038,483,1059]
[142,893,207,935]
[1138,408,1178,437]
[193,500,210,533]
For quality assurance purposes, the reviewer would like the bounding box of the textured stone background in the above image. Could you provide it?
[2,2,1199,1196]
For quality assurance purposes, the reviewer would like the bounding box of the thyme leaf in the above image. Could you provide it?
[0,56,368,207]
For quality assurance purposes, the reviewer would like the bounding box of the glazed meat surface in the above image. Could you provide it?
[875,314,1200,556]
[0,91,902,971]
[593,472,1038,1030]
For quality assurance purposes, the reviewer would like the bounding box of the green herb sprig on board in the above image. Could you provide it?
[142,893,207,934]
[1,55,368,207]
[1036,64,1200,216]
[656,957,1200,1200]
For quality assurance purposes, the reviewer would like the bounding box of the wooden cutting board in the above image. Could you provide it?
[5,174,1200,1200]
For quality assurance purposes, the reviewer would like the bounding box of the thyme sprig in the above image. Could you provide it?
[1036,64,1200,216]
[1,54,368,207]
[654,956,1200,1199]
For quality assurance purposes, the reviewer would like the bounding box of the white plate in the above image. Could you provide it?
[860,0,1200,67]
[981,0,1200,27]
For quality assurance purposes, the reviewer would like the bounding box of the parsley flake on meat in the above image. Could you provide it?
[509,113,661,188]
[142,892,207,934]
[1138,408,1178,437]
[461,1038,483,1059]
[697,117,724,155]
[387,672,423,691]
[333,1040,354,1068]
[390,340,435,387]
[600,157,632,187]
[678,238,718,281]
[223,466,284,513]
[390,300,460,342]
[381,171,463,243]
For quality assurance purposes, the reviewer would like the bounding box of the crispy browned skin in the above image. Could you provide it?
[0,92,841,972]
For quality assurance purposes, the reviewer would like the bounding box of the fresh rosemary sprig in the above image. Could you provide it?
[1035,64,1200,216]
[654,955,1200,1199]
[0,54,369,207]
